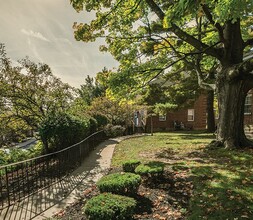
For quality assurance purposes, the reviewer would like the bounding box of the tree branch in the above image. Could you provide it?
[145,0,165,20]
[144,56,187,86]
[169,23,222,60]
[126,0,142,15]
[145,0,222,60]
[169,36,216,91]
[101,0,125,21]
[201,4,225,43]
[195,63,216,91]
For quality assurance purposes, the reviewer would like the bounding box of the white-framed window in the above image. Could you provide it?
[187,109,194,121]
[244,93,252,115]
[159,115,166,121]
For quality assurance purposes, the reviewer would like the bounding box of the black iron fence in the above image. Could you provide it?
[0,130,106,209]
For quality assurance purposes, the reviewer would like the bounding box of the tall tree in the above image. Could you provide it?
[0,44,74,146]
[78,74,105,105]
[89,96,135,126]
[0,57,74,127]
[71,0,253,148]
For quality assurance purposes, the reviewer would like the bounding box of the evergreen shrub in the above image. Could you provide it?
[83,193,136,220]
[135,161,165,176]
[122,159,141,173]
[97,172,141,195]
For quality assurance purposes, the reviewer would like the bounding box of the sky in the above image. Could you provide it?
[0,0,118,88]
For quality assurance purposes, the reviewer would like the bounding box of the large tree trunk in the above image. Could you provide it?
[206,90,215,133]
[216,77,252,148]
[213,19,253,148]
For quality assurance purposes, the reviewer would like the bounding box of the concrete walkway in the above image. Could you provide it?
[0,137,127,220]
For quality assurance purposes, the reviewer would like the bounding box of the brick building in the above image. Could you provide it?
[145,91,253,132]
[146,93,207,132]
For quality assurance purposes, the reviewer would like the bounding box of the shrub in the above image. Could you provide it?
[89,117,98,133]
[122,160,141,173]
[104,124,125,138]
[0,142,43,166]
[83,193,136,220]
[39,112,91,153]
[0,149,9,166]
[28,141,44,158]
[7,149,30,164]
[93,114,108,128]
[97,172,141,195]
[135,161,165,177]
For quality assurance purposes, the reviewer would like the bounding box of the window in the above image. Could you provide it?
[244,94,252,115]
[159,115,166,121]
[187,109,194,121]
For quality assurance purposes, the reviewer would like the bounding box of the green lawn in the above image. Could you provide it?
[111,132,253,219]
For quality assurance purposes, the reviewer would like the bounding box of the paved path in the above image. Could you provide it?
[0,137,128,220]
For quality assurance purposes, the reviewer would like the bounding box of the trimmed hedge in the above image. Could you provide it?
[135,161,165,176]
[97,172,141,195]
[122,160,141,173]
[83,193,136,220]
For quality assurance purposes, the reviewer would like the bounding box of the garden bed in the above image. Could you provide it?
[52,132,253,219]
[52,167,193,220]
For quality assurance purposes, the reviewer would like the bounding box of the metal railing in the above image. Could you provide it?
[0,130,106,209]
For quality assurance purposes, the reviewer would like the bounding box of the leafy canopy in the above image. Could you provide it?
[0,46,74,129]
[0,44,75,147]
[70,0,253,92]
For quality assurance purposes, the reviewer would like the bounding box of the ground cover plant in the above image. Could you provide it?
[53,131,253,219]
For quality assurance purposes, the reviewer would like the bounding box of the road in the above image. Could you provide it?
[15,138,37,149]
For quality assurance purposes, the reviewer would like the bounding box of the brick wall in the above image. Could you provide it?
[146,93,207,132]
[146,90,253,132]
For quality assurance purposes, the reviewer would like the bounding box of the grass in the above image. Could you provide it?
[111,131,253,219]
[112,131,212,167]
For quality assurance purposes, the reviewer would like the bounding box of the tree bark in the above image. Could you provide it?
[42,138,50,154]
[206,90,215,133]
[216,75,252,148]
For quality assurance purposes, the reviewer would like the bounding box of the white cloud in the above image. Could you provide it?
[21,29,50,42]
[1,0,118,88]
[27,38,43,62]
[56,38,73,45]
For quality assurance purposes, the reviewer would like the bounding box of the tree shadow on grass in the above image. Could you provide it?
[189,165,253,219]
[152,143,253,219]
[186,147,253,219]
[156,148,177,160]
[175,132,215,140]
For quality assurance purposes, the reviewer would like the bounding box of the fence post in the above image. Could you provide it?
[5,167,10,206]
